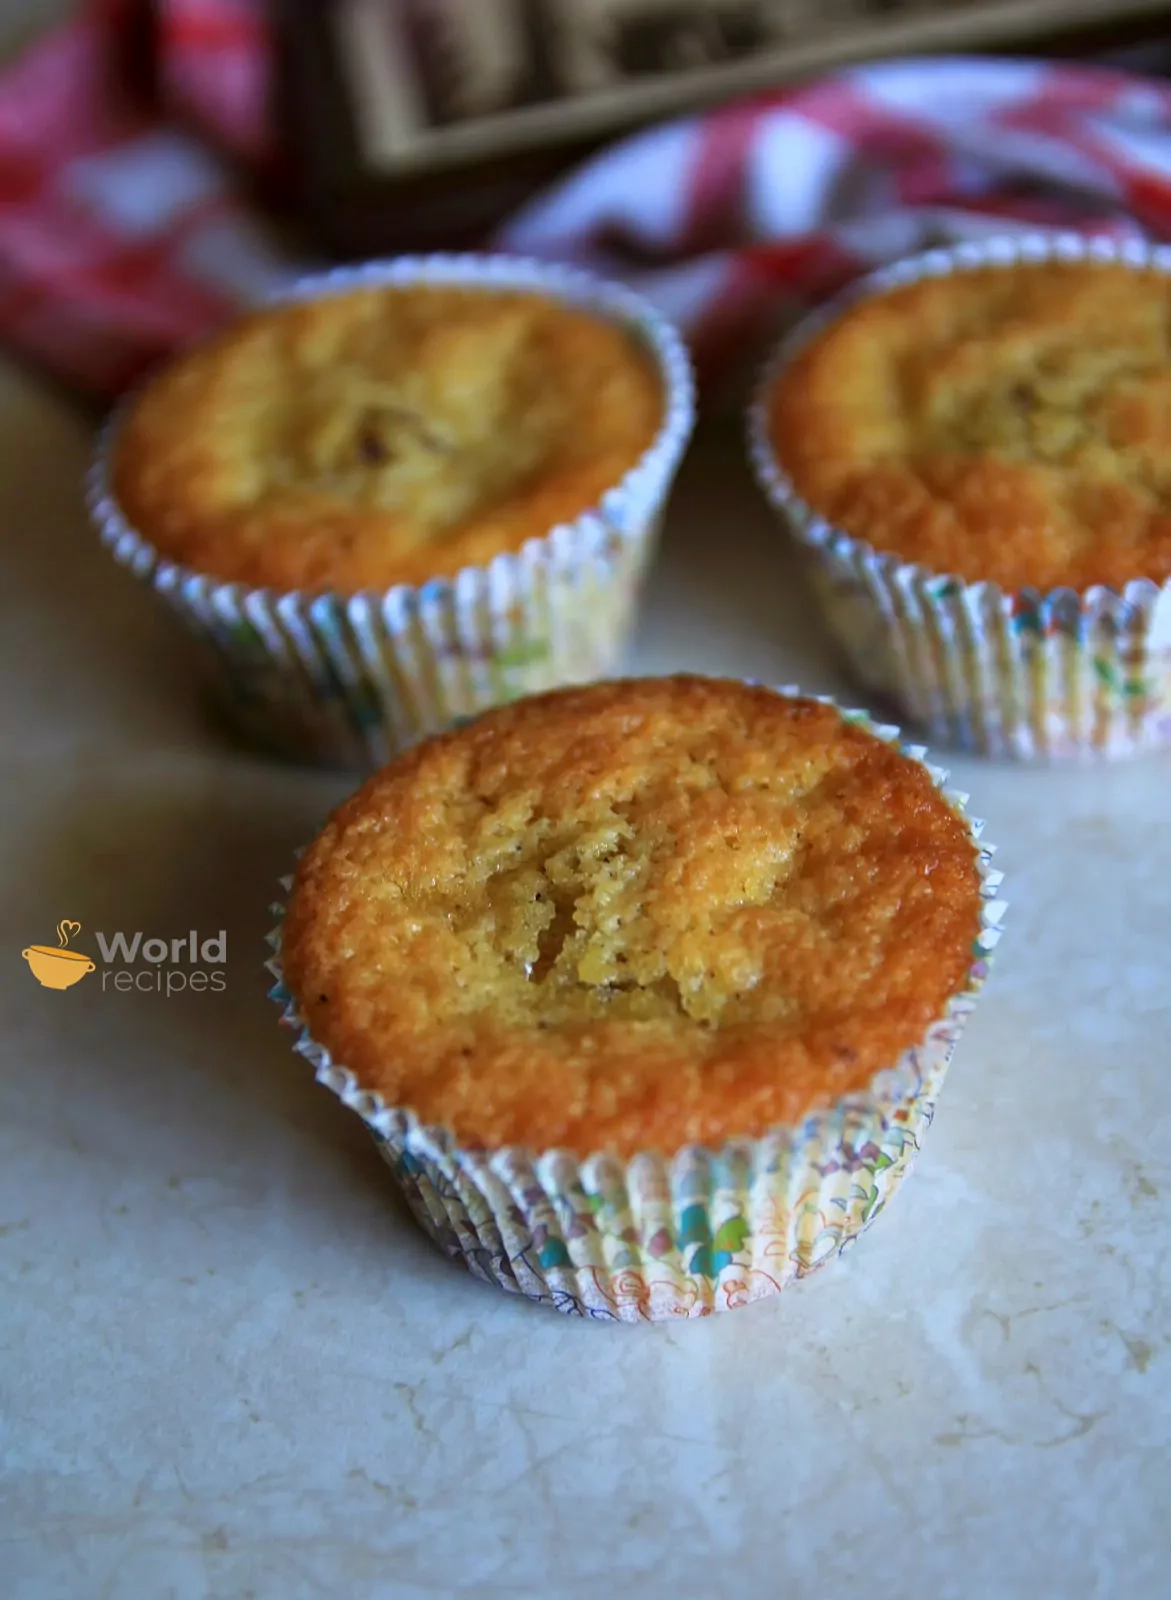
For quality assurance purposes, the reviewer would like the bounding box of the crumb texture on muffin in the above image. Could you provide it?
[769,263,1171,592]
[113,285,662,592]
[282,677,981,1157]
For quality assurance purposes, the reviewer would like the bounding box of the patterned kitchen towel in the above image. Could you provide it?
[1,0,1170,394]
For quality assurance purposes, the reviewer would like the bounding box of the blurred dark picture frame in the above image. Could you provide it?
[276,0,1171,256]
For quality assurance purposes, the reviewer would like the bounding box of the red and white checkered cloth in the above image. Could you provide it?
[3,1,1171,395]
[0,0,284,393]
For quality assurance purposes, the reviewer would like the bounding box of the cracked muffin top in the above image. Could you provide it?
[111,283,662,593]
[768,262,1171,593]
[281,676,982,1157]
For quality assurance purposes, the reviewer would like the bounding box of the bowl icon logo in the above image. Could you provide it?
[23,919,95,990]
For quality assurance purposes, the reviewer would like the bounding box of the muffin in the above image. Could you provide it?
[750,235,1171,759]
[91,256,694,766]
[269,676,1004,1322]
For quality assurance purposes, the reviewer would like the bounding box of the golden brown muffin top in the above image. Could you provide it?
[112,284,662,593]
[769,262,1171,593]
[282,677,982,1158]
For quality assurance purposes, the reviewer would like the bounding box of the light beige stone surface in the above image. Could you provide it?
[1,365,1169,1597]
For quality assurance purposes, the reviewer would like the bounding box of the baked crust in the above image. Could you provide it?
[282,677,982,1157]
[769,263,1171,593]
[112,285,662,592]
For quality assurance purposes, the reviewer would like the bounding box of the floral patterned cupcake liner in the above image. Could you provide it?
[748,233,1171,760]
[265,690,1005,1323]
[88,254,695,768]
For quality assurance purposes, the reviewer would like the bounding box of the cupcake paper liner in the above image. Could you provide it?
[748,233,1171,760]
[88,255,695,768]
[265,690,1005,1324]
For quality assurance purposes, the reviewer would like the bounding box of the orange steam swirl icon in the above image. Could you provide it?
[23,919,95,990]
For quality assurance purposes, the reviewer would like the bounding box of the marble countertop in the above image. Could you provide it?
[2,359,1170,1599]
